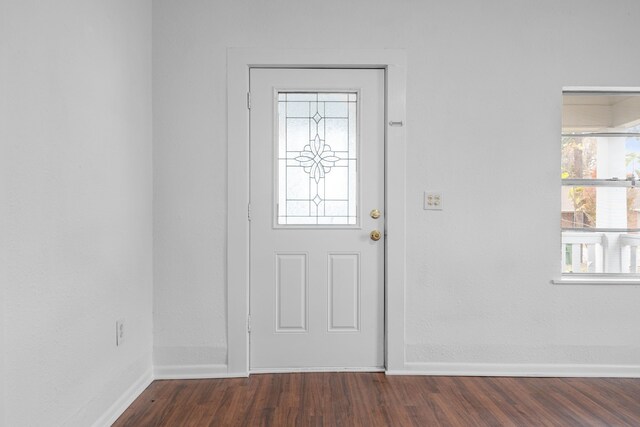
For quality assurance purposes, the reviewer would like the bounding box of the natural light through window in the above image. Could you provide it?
[276,92,358,226]
[562,91,640,276]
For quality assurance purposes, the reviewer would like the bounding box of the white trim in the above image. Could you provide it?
[552,278,640,285]
[227,48,407,375]
[251,367,385,374]
[563,86,640,93]
[154,364,247,380]
[388,362,640,378]
[91,368,153,427]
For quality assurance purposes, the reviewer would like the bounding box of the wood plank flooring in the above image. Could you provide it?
[114,373,640,426]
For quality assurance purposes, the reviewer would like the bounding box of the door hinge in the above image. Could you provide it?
[247,203,251,221]
[247,315,252,333]
[247,92,251,109]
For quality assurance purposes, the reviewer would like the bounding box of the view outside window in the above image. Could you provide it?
[562,92,640,274]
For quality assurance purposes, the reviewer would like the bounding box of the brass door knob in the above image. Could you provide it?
[370,209,381,219]
[370,230,381,241]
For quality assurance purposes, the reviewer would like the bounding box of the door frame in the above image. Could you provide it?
[227,49,406,376]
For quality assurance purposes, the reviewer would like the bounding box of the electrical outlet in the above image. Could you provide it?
[424,192,443,210]
[116,319,125,346]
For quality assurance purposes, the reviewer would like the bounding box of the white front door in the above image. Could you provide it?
[249,68,385,371]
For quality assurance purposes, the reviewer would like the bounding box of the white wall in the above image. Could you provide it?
[1,0,153,425]
[153,0,640,373]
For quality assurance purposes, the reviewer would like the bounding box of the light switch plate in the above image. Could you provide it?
[424,192,443,210]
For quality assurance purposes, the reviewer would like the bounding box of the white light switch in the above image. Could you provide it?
[424,192,443,210]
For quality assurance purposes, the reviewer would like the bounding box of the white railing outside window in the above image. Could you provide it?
[620,233,640,273]
[562,232,604,273]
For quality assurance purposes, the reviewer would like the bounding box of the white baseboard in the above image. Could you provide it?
[155,362,640,379]
[387,362,640,377]
[154,364,247,379]
[92,368,153,427]
[251,367,385,374]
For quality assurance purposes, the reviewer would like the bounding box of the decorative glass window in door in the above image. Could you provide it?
[277,92,357,225]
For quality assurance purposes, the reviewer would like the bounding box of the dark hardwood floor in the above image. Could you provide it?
[114,373,640,426]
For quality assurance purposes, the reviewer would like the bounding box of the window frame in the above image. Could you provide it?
[273,89,361,229]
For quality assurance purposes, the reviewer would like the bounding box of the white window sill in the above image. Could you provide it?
[552,277,640,285]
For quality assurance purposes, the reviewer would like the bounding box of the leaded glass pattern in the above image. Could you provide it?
[277,92,357,225]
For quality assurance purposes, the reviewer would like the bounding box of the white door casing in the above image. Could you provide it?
[250,68,385,370]
[226,49,406,376]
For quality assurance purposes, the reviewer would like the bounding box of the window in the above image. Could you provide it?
[276,92,358,226]
[562,90,640,276]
